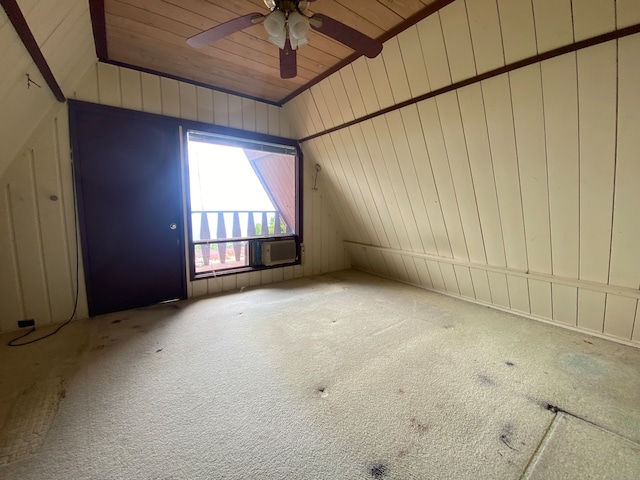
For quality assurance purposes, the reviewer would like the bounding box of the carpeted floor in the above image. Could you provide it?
[0,270,639,479]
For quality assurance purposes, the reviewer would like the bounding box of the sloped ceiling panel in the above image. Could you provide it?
[286,0,640,345]
[0,0,96,176]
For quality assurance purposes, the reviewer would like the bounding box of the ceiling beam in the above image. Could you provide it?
[88,0,108,61]
[1,0,65,102]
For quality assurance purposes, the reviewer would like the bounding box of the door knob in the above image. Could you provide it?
[170,223,177,230]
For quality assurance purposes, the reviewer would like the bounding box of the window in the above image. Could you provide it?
[186,130,301,278]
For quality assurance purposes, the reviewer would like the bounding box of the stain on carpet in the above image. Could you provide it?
[0,377,64,465]
[369,462,388,478]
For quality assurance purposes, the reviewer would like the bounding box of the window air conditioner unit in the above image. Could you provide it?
[261,238,297,266]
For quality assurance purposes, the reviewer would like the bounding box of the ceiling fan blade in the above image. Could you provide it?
[280,39,297,79]
[309,14,382,58]
[187,13,265,49]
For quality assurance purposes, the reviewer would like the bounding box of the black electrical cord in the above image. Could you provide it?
[8,159,80,347]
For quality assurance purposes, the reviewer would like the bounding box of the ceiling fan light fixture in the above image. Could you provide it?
[268,31,287,49]
[263,0,277,9]
[287,12,309,40]
[264,10,286,37]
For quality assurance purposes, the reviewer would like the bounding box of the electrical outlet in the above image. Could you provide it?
[18,319,35,328]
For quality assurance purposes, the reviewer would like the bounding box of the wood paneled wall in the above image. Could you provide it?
[0,0,95,175]
[0,62,348,333]
[285,0,640,346]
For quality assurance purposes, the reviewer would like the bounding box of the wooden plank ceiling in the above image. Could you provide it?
[96,0,443,104]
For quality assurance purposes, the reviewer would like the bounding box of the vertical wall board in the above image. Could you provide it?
[222,274,237,292]
[541,54,579,279]
[375,114,428,253]
[402,255,421,285]
[283,266,294,281]
[6,158,51,323]
[328,72,355,124]
[366,53,395,110]
[32,125,74,322]
[604,294,637,339]
[140,72,162,115]
[480,76,528,271]
[191,279,208,298]
[196,86,214,124]
[318,80,344,127]
[386,111,438,254]
[212,91,230,127]
[321,192,331,274]
[465,0,505,74]
[283,100,306,139]
[528,279,552,320]
[293,95,315,138]
[311,139,361,243]
[367,248,387,277]
[392,253,410,283]
[337,129,387,247]
[380,250,399,278]
[119,68,142,111]
[208,276,224,295]
[457,83,506,267]
[577,42,617,284]
[300,90,326,135]
[241,98,257,132]
[609,34,640,289]
[415,257,434,289]
[267,105,280,137]
[436,93,486,263]
[309,85,333,131]
[633,303,640,343]
[616,0,640,28]
[417,13,452,90]
[278,107,290,138]
[74,63,99,103]
[578,289,607,333]
[351,56,381,115]
[339,65,368,119]
[440,0,476,82]
[236,272,250,290]
[249,270,262,288]
[454,265,475,298]
[572,0,616,42]
[381,37,412,104]
[326,132,373,244]
[360,120,412,251]
[160,77,180,118]
[506,275,530,313]
[509,65,552,275]
[397,26,431,98]
[552,284,578,326]
[255,102,269,134]
[97,62,121,107]
[487,271,510,308]
[426,259,446,291]
[439,262,460,295]
[532,0,574,52]
[416,99,469,261]
[271,268,284,284]
[263,265,275,284]
[349,124,399,249]
[401,106,451,258]
[227,95,243,129]
[496,0,537,64]
[0,183,25,331]
[469,267,492,303]
[179,83,198,121]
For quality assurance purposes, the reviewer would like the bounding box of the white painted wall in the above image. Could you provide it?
[0,62,348,333]
[284,0,640,346]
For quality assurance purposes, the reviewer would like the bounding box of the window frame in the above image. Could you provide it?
[181,121,303,280]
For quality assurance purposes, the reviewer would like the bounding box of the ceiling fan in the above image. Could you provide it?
[186,0,383,79]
